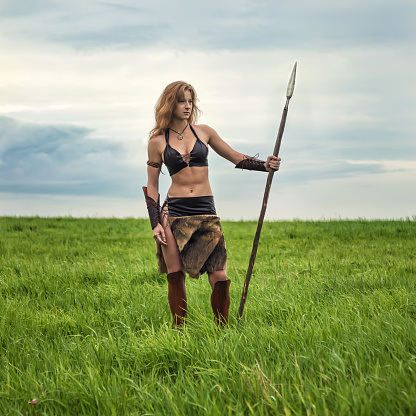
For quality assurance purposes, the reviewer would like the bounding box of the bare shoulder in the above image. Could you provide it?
[193,124,216,134]
[148,133,165,160]
[148,133,165,149]
[193,124,239,162]
[192,124,219,144]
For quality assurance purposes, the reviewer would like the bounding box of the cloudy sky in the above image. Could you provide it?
[1,0,415,220]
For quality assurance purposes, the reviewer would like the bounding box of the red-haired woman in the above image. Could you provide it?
[144,81,280,327]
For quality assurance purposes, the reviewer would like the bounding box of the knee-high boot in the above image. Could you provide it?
[167,271,187,327]
[211,279,231,326]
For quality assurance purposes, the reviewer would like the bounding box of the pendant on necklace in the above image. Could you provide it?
[169,123,188,141]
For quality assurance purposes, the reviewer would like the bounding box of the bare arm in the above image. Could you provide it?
[146,137,163,201]
[145,137,167,245]
[204,125,245,164]
[203,125,281,171]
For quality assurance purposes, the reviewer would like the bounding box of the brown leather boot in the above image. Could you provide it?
[211,279,231,326]
[167,271,187,327]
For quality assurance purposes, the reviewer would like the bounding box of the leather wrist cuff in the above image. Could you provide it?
[235,155,267,172]
[143,186,161,229]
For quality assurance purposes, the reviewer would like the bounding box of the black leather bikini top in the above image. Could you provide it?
[163,124,209,176]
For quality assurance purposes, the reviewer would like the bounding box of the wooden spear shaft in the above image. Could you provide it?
[237,62,297,324]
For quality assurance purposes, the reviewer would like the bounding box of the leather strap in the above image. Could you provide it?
[235,155,267,172]
[143,186,161,229]
[147,160,162,169]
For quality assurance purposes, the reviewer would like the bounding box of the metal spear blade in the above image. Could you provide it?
[286,62,297,99]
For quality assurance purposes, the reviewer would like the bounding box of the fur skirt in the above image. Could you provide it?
[156,214,227,279]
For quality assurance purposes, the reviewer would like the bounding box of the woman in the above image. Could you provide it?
[144,81,280,327]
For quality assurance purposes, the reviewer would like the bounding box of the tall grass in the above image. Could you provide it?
[0,217,415,415]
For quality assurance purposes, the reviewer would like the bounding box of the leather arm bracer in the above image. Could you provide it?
[235,155,267,172]
[143,186,161,229]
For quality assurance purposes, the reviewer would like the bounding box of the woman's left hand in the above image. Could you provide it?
[265,156,281,172]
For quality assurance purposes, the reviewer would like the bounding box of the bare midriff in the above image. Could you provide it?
[167,166,212,198]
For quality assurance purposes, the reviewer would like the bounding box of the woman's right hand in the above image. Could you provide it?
[153,223,167,246]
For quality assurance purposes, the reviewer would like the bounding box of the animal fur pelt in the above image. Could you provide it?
[156,215,227,279]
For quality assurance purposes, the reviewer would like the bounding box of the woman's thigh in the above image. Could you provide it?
[160,211,184,274]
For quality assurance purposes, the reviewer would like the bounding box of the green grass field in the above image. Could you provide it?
[1,216,415,415]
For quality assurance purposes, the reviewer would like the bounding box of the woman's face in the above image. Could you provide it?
[173,90,193,121]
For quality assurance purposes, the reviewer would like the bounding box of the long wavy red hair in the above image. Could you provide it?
[149,81,201,140]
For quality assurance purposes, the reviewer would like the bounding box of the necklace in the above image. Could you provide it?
[169,123,188,140]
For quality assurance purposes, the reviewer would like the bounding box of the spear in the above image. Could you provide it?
[237,62,297,324]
